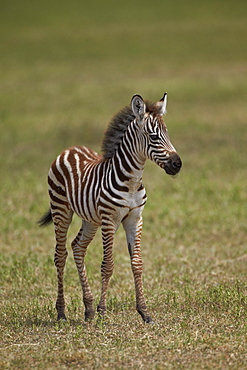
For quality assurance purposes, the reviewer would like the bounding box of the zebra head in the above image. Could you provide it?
[131,93,182,175]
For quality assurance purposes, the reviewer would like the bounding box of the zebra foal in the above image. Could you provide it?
[39,93,182,323]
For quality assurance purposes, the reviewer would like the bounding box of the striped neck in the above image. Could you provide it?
[112,121,146,181]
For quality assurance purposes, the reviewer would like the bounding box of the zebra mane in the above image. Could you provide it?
[101,100,158,159]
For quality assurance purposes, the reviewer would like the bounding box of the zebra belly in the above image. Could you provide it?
[70,196,102,226]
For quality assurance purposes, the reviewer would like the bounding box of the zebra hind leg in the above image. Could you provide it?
[53,209,73,321]
[71,220,98,321]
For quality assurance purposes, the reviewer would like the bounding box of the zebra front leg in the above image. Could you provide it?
[123,215,152,323]
[71,221,98,321]
[97,220,115,317]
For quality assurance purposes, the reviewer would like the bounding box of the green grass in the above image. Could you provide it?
[0,0,247,368]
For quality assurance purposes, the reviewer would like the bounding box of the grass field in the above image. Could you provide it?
[0,0,247,368]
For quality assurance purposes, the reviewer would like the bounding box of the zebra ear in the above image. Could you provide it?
[131,94,146,122]
[156,92,168,116]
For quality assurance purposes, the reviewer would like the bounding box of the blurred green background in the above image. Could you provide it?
[0,0,246,251]
[1,0,246,249]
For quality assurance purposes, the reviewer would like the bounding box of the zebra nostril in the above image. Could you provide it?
[173,157,182,168]
[170,153,182,169]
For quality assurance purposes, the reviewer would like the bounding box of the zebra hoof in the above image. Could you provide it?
[137,307,152,323]
[57,313,67,321]
[143,315,153,324]
[85,309,95,321]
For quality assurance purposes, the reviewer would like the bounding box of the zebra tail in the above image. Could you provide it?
[38,209,53,227]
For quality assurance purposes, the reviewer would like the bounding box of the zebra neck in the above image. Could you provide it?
[110,153,144,194]
[119,158,144,179]
[113,138,145,183]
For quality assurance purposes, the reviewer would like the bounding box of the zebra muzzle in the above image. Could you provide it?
[163,153,182,175]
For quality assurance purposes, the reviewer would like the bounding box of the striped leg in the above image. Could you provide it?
[97,219,115,316]
[53,209,73,321]
[71,220,98,321]
[123,214,152,323]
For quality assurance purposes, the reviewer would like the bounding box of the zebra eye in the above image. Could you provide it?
[149,133,159,140]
